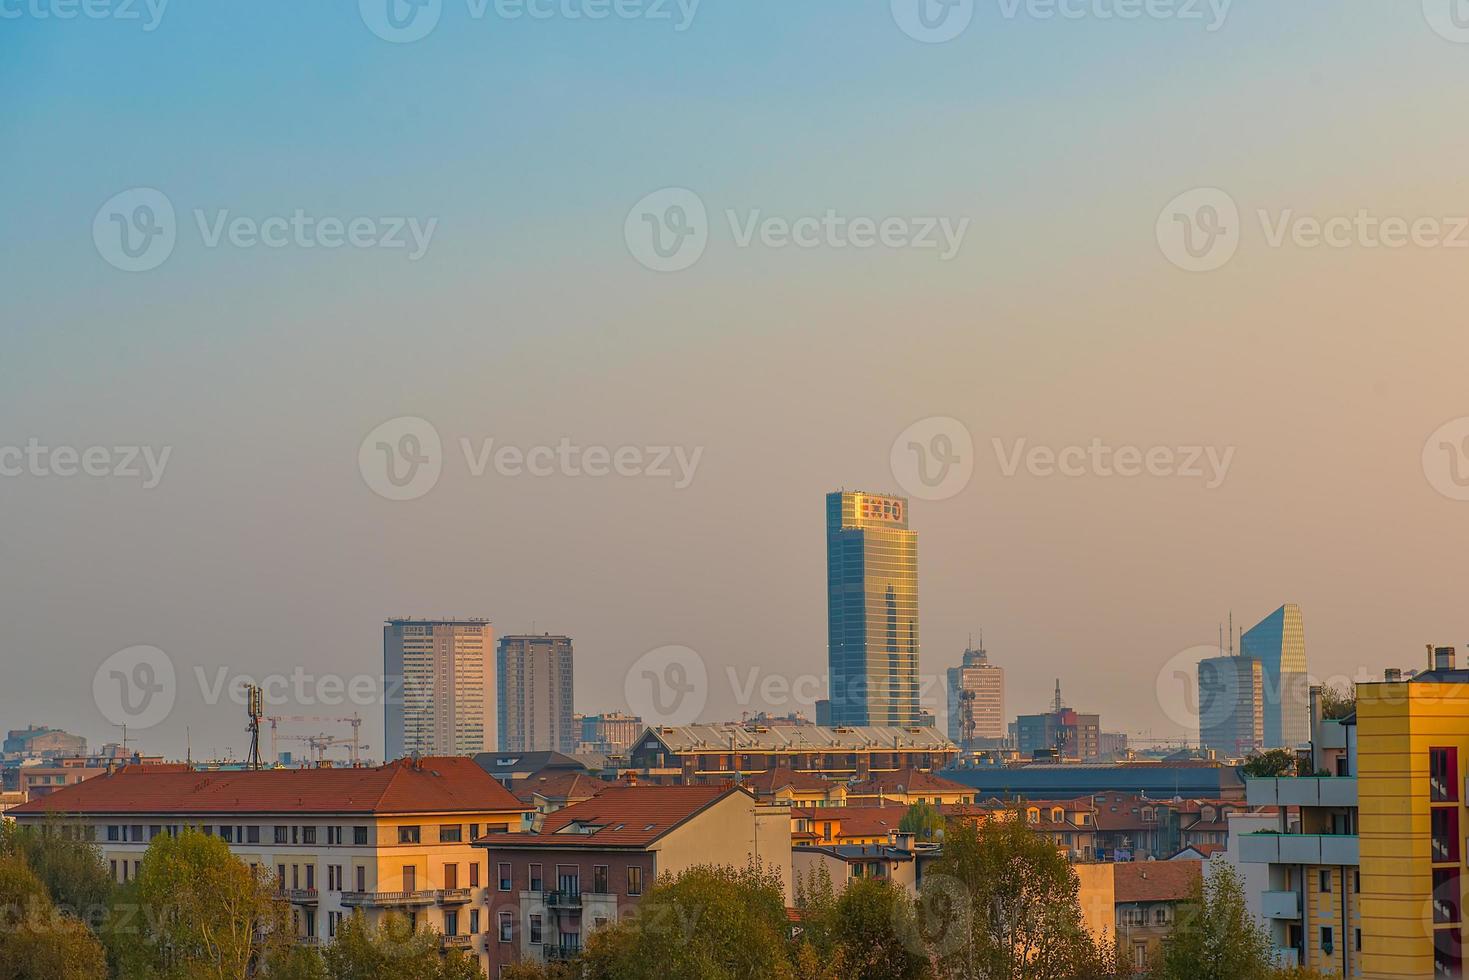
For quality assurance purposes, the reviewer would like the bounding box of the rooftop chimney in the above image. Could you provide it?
[1434,647,1457,672]
[1385,668,1402,682]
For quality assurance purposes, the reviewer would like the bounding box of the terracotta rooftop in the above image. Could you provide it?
[742,768,837,795]
[515,770,612,804]
[483,785,740,849]
[1113,860,1202,904]
[796,805,911,838]
[847,769,974,797]
[9,757,530,816]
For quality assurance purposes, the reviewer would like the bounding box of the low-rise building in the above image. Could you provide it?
[793,835,921,896]
[742,767,848,809]
[478,783,791,974]
[626,724,958,783]
[10,757,531,973]
[845,768,976,808]
[1113,860,1202,971]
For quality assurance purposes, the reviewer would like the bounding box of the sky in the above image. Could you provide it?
[4,0,1469,761]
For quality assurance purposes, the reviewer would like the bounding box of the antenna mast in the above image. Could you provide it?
[245,684,264,770]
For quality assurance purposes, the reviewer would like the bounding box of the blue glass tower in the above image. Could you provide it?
[1240,603,1309,748]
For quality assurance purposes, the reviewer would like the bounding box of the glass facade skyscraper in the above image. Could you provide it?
[826,490,919,726]
[1240,603,1310,748]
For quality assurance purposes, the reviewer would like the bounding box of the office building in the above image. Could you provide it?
[825,490,919,726]
[1197,654,1265,757]
[383,618,495,760]
[10,757,532,973]
[3,726,86,759]
[497,635,576,754]
[946,640,1005,745]
[1240,603,1309,749]
[576,712,642,755]
[1014,682,1102,762]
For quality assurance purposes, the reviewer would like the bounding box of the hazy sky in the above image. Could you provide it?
[5,0,1469,762]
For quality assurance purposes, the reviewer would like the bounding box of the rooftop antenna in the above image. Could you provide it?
[245,684,264,771]
[1052,680,1064,714]
[1229,611,1235,656]
[186,726,192,766]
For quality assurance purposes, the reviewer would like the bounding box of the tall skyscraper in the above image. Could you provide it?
[946,638,1005,745]
[497,634,576,753]
[1241,603,1310,748]
[826,490,919,727]
[1197,653,1264,757]
[383,618,494,760]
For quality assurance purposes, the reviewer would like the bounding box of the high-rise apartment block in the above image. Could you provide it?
[383,618,495,760]
[497,634,576,754]
[1198,654,1265,757]
[826,491,919,727]
[946,641,1005,746]
[1241,603,1310,748]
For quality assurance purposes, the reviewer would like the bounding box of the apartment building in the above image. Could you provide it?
[1114,861,1203,972]
[627,724,958,783]
[10,757,531,972]
[844,768,976,807]
[384,618,495,759]
[479,783,791,974]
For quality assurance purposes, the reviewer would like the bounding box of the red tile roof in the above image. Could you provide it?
[1113,860,1202,904]
[515,770,612,805]
[847,769,972,798]
[798,805,910,839]
[742,768,836,795]
[485,785,739,849]
[9,758,530,817]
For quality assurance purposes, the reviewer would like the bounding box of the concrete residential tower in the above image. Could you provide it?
[497,634,576,753]
[383,618,495,760]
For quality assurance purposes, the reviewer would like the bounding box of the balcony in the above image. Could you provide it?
[1272,947,1300,969]
[544,943,582,961]
[435,888,472,905]
[440,934,474,951]
[1246,776,1357,808]
[339,890,437,908]
[1261,891,1301,920]
[283,888,319,906]
[1238,833,1359,866]
[546,890,582,910]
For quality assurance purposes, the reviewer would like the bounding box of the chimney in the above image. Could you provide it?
[623,770,638,787]
[1434,647,1457,671]
[1385,668,1402,683]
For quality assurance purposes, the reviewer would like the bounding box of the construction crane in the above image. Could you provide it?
[275,733,372,767]
[266,714,364,765]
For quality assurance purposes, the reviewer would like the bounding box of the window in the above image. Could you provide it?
[107,826,120,842]
[1354,870,1360,893]
[274,826,289,845]
[1433,807,1461,863]
[469,824,480,840]
[469,909,479,934]
[444,864,458,890]
[498,911,513,942]
[220,826,234,843]
[627,866,643,896]
[1321,927,1334,954]
[1431,747,1459,802]
[593,865,608,894]
[1355,929,1362,953]
[353,826,369,846]
[355,866,366,892]
[529,913,543,945]
[444,911,458,936]
[398,825,421,844]
[439,824,463,843]
[1319,870,1332,894]
[109,860,117,880]
[499,863,512,891]
[530,864,543,892]
[302,826,316,845]
[246,826,260,844]
[403,865,417,892]
[469,863,479,888]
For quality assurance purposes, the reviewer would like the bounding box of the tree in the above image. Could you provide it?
[921,813,1122,980]
[106,828,293,979]
[580,863,796,980]
[0,818,115,922]
[825,878,930,980]
[1241,748,1297,778]
[900,801,946,842]
[0,853,107,980]
[1319,683,1356,721]
[1152,863,1274,980]
[320,910,484,980]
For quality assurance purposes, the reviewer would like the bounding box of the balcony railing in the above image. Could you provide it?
[440,934,474,950]
[339,890,437,908]
[1245,776,1357,808]
[283,888,319,905]
[436,888,473,905]
[546,890,583,909]
[544,943,582,961]
[1239,833,1359,866]
[1261,891,1301,920]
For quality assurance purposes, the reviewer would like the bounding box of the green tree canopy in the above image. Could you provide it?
[1152,863,1275,980]
[899,801,946,842]
[320,910,483,980]
[1241,749,1298,778]
[0,818,115,921]
[0,853,107,980]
